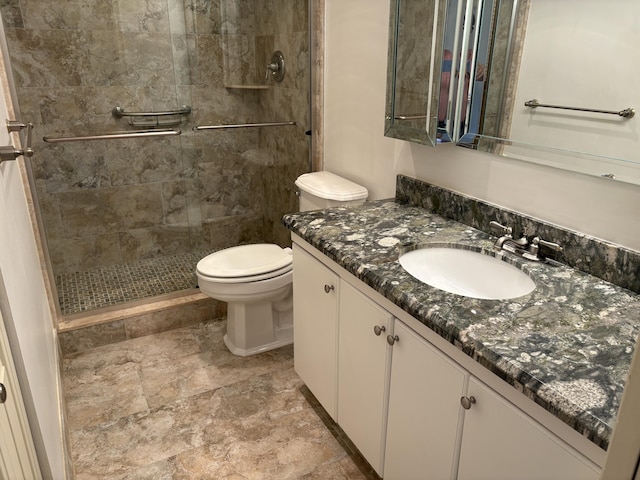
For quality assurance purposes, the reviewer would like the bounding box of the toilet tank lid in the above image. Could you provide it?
[295,171,368,202]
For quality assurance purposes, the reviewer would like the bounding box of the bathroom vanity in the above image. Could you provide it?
[283,179,640,479]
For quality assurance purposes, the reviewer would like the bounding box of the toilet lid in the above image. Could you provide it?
[197,244,293,279]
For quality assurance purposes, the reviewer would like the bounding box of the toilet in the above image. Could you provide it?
[196,171,368,356]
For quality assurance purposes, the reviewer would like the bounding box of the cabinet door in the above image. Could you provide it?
[338,282,392,476]
[292,245,340,419]
[384,320,467,480]
[458,377,600,480]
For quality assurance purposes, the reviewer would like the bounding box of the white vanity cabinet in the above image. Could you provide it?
[293,243,393,474]
[292,245,340,420]
[458,377,600,480]
[291,238,603,479]
[337,282,393,476]
[384,319,467,480]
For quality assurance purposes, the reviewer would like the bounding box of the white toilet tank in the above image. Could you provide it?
[295,171,368,211]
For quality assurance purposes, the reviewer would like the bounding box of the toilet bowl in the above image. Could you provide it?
[196,244,293,357]
[197,171,368,357]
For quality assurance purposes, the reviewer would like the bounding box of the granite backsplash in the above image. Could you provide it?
[396,175,640,294]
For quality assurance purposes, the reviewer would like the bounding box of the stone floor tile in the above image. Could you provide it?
[64,320,380,480]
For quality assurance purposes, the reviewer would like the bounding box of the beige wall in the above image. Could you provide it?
[324,0,640,252]
[507,0,640,180]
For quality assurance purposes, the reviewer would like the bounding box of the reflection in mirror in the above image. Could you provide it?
[438,0,493,144]
[385,0,446,146]
[468,0,640,184]
[385,0,640,184]
[384,0,524,147]
[439,0,526,144]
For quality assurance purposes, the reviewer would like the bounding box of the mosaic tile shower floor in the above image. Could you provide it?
[56,250,212,315]
[63,319,379,479]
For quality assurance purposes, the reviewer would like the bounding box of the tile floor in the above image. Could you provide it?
[63,318,379,479]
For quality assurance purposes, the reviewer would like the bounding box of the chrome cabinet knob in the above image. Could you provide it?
[373,325,386,336]
[460,395,476,410]
[386,334,399,345]
[323,284,334,293]
[0,383,6,403]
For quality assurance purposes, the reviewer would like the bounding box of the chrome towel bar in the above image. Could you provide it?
[394,114,428,120]
[524,99,635,119]
[112,105,192,118]
[193,121,296,131]
[43,129,181,143]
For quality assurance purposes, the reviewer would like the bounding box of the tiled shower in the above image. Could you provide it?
[1,0,311,315]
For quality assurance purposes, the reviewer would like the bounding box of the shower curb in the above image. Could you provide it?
[58,290,226,355]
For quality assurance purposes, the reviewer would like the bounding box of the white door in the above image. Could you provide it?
[0,30,42,478]
[458,377,600,480]
[0,299,41,479]
[292,244,340,419]
[0,16,67,479]
[338,282,392,476]
[384,320,467,480]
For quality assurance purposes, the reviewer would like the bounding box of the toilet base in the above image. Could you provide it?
[223,292,293,357]
[223,326,293,357]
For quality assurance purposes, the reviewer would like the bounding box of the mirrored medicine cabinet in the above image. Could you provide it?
[384,0,640,185]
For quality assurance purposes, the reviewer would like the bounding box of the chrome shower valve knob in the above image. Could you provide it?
[265,51,285,83]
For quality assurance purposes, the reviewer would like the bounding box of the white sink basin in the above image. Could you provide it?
[399,247,536,300]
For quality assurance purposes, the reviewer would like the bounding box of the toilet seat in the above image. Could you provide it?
[198,264,292,284]
[196,244,293,284]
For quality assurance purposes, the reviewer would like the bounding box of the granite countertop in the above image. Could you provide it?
[282,199,640,450]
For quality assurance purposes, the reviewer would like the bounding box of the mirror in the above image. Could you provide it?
[438,0,498,145]
[385,0,640,184]
[384,0,447,146]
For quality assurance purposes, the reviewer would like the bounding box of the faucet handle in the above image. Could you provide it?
[527,237,563,261]
[532,237,563,252]
[490,221,512,236]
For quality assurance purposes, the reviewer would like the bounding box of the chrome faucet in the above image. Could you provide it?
[490,221,563,261]
[489,221,513,248]
[490,221,529,254]
[528,237,563,258]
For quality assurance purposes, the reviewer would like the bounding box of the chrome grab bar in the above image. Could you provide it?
[193,121,296,131]
[43,129,181,143]
[524,99,635,119]
[112,105,192,118]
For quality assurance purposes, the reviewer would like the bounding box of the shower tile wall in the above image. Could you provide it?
[1,0,309,284]
[255,0,310,246]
